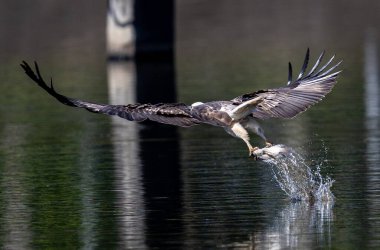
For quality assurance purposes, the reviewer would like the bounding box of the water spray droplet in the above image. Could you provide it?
[262,146,335,202]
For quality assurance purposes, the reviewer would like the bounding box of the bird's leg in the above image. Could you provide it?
[229,122,259,157]
[244,140,259,157]
[250,146,260,158]
[243,118,273,148]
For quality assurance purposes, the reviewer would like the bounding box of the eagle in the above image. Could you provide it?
[21,49,341,157]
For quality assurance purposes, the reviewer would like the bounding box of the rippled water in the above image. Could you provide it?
[1,0,380,249]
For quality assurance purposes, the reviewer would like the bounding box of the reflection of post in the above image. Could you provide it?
[0,126,31,249]
[107,61,146,248]
[107,1,178,246]
[107,0,135,58]
[250,202,334,249]
[135,59,183,248]
[364,29,380,245]
[214,201,333,248]
[364,30,380,119]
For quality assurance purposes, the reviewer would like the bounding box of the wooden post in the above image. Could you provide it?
[107,0,174,60]
[107,0,135,59]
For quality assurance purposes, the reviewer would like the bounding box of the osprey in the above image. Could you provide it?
[21,49,341,157]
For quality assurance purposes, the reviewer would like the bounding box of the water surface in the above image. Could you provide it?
[1,1,380,249]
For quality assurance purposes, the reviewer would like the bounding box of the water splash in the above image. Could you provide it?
[259,145,335,202]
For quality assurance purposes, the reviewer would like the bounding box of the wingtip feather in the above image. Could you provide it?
[296,48,310,80]
[287,62,293,85]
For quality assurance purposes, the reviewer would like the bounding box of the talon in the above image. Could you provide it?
[249,147,260,158]
[250,153,258,160]
[265,141,273,147]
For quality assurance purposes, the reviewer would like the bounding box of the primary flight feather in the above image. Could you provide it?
[21,49,341,157]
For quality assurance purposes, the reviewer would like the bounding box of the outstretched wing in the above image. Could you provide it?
[20,61,200,127]
[231,49,342,119]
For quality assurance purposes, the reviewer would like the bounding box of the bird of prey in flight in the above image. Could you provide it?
[21,49,341,157]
